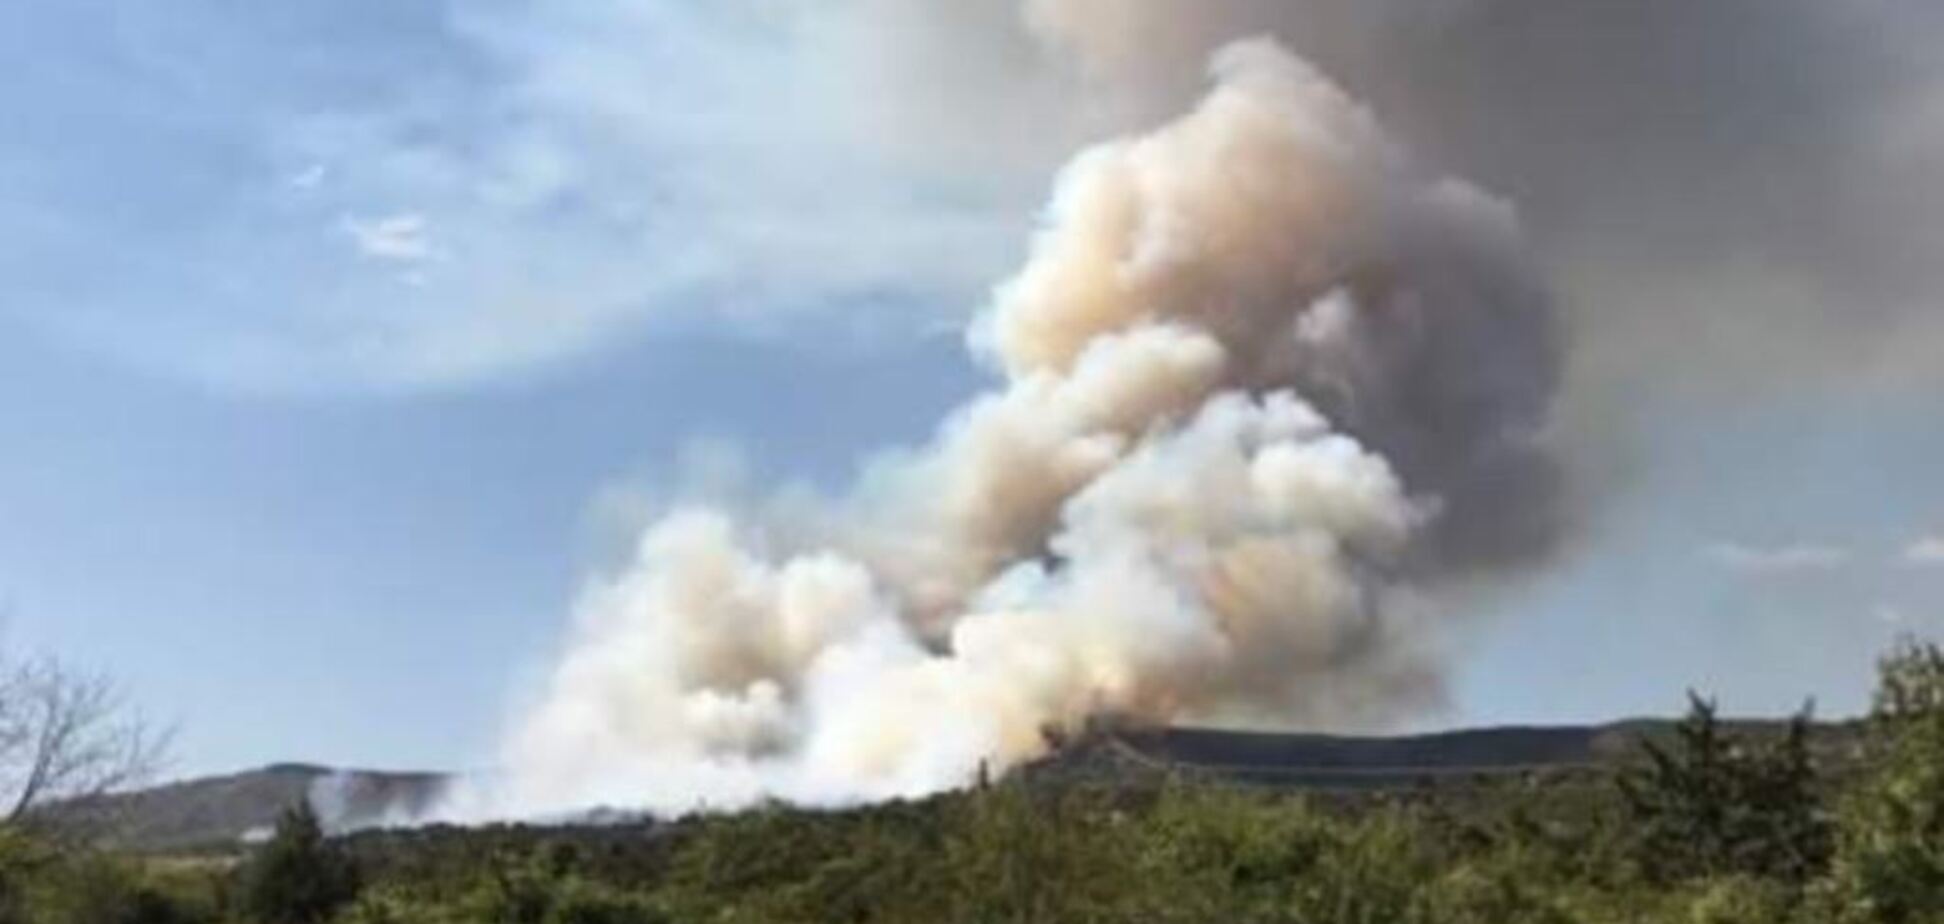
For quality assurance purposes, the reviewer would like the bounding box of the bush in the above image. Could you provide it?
[1679,876,1798,924]
[0,827,55,924]
[1124,784,1335,921]
[1420,844,1583,924]
[15,850,220,924]
[543,879,666,924]
[24,637,1944,924]
[1830,640,1944,922]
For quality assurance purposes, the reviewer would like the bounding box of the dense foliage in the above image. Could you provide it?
[4,639,1943,923]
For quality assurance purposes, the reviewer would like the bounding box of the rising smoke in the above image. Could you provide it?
[443,33,1559,819]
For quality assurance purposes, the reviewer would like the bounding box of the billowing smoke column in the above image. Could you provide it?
[452,38,1558,818]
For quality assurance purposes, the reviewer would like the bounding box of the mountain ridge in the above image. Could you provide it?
[87,717,1859,852]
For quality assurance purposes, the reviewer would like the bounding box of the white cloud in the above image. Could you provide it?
[288,163,327,191]
[8,2,1060,392]
[341,213,434,264]
[1703,542,1852,576]
[264,2,1055,388]
[29,1,1944,396]
[1906,537,1944,566]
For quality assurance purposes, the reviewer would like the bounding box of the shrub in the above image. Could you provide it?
[1830,639,1944,922]
[1421,844,1582,924]
[543,879,666,924]
[1679,876,1798,924]
[19,851,220,924]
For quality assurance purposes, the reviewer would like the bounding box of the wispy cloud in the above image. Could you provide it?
[1906,537,1944,567]
[17,1,1944,398]
[1703,542,1852,576]
[288,163,327,191]
[342,213,434,263]
[0,2,1039,392]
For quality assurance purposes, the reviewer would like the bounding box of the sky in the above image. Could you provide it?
[2,0,1942,778]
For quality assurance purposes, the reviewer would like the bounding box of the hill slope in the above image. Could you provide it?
[89,718,1859,851]
[79,764,447,852]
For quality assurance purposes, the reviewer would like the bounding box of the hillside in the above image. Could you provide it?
[1028,717,1859,789]
[84,717,1860,852]
[76,763,448,852]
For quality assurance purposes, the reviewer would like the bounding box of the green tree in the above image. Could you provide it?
[238,803,362,924]
[1619,693,1829,884]
[1831,639,1944,922]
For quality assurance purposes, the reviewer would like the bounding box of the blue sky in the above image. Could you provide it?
[0,314,980,773]
[3,1,1942,776]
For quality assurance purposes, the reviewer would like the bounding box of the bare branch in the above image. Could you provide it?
[0,652,172,834]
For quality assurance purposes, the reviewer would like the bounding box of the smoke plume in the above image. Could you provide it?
[443,35,1558,818]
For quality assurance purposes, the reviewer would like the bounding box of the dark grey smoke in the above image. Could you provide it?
[1279,193,1562,575]
[1033,0,1944,391]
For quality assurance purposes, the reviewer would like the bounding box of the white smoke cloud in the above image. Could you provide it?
[444,37,1554,819]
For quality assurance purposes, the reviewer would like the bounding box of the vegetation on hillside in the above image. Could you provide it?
[5,639,1944,923]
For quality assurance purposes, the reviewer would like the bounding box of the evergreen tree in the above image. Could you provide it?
[238,803,362,924]
[1620,692,1829,884]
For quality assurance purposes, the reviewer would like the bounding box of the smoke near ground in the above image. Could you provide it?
[443,35,1558,818]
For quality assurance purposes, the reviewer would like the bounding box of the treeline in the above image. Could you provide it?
[8,640,1944,923]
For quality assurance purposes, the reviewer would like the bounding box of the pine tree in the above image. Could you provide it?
[238,803,362,924]
[1619,692,1829,883]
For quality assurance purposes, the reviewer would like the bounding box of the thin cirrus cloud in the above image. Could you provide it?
[1,1,1034,393]
[1703,537,1944,575]
[1907,537,1944,567]
[1702,542,1853,576]
[12,0,1944,400]
[341,213,435,264]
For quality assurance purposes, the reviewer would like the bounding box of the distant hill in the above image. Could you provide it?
[81,718,1861,852]
[1026,724,1632,790]
[1029,718,1861,790]
[74,764,448,853]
